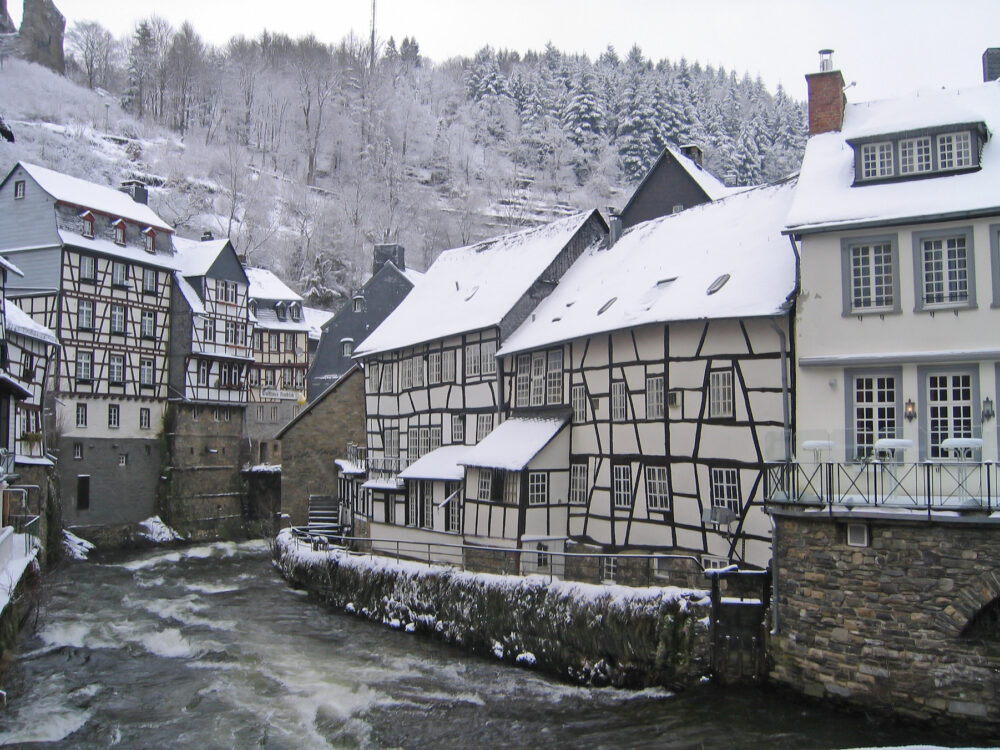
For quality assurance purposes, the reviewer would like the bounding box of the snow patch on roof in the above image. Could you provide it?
[58,229,177,269]
[19,161,172,231]
[664,143,736,201]
[4,299,58,345]
[499,180,797,356]
[172,236,231,277]
[246,267,302,302]
[355,211,601,356]
[399,445,470,481]
[174,274,204,315]
[786,80,1000,233]
[302,306,334,340]
[460,416,567,470]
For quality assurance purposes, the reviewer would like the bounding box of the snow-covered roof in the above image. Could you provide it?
[253,307,311,333]
[786,80,1000,233]
[0,256,22,278]
[302,306,334,341]
[460,416,567,470]
[355,211,601,357]
[498,180,797,356]
[4,299,58,345]
[399,445,470,481]
[17,162,172,231]
[334,458,366,475]
[172,236,231,277]
[58,230,177,270]
[663,144,735,201]
[246,267,302,302]
[174,274,204,315]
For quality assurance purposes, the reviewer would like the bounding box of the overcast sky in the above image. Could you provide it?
[17,0,1000,101]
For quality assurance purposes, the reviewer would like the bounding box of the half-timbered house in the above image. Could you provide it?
[0,162,176,526]
[351,211,608,557]
[244,267,310,463]
[489,180,797,582]
[166,235,252,529]
[771,52,1000,510]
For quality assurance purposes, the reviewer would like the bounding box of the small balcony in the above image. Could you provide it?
[368,456,407,485]
[345,442,367,469]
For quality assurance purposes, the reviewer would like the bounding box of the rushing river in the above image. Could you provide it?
[0,541,979,749]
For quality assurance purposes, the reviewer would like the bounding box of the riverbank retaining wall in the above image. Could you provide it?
[769,507,1000,729]
[275,529,712,688]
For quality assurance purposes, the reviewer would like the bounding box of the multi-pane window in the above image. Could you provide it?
[78,299,94,330]
[569,463,588,504]
[850,242,895,311]
[527,472,548,505]
[379,361,394,393]
[938,131,972,170]
[73,442,83,459]
[645,466,670,510]
[611,381,627,421]
[545,349,563,404]
[478,469,493,501]
[407,427,420,459]
[141,310,155,338]
[442,350,456,382]
[76,350,93,381]
[143,231,155,253]
[419,427,431,458]
[476,413,493,442]
[571,384,587,422]
[503,471,520,505]
[110,305,126,334]
[353,297,363,312]
[529,352,546,406]
[203,318,214,344]
[197,359,209,386]
[853,374,897,460]
[285,332,296,351]
[451,414,464,444]
[602,556,617,583]
[411,355,424,387]
[515,354,531,406]
[108,404,120,429]
[112,262,127,286]
[114,221,126,245]
[709,368,734,419]
[142,268,157,294]
[921,235,968,306]
[430,426,442,452]
[428,352,442,384]
[79,255,96,281]
[108,354,124,384]
[481,340,497,375]
[446,485,462,533]
[421,480,433,529]
[613,464,632,508]
[407,482,419,527]
[342,341,353,356]
[899,136,932,174]
[13,180,25,199]
[225,321,239,345]
[81,214,94,238]
[861,142,893,179]
[646,376,664,419]
[711,468,741,514]
[927,372,973,459]
[383,427,399,458]
[139,407,150,430]
[76,402,87,427]
[139,358,154,386]
[20,351,33,381]
[465,343,481,377]
[269,332,280,351]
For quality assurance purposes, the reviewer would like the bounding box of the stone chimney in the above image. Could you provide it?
[805,49,846,136]
[983,48,1000,82]
[679,144,703,167]
[607,207,622,246]
[373,243,405,275]
[119,179,148,205]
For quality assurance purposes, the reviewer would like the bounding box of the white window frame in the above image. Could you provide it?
[76,351,93,381]
[78,299,94,330]
[571,384,587,422]
[139,357,155,386]
[451,414,464,444]
[476,413,493,442]
[478,469,492,501]
[108,403,120,429]
[843,236,899,315]
[108,353,124,384]
[529,352,546,406]
[428,352,442,384]
[708,368,734,419]
[613,464,632,509]
[516,354,531,407]
[646,375,664,419]
[915,229,974,311]
[545,349,562,404]
[569,463,588,505]
[937,131,972,171]
[899,136,932,175]
[13,180,25,199]
[139,407,151,430]
[611,381,627,422]
[79,255,96,281]
[481,340,497,375]
[112,262,127,287]
[645,465,670,511]
[465,343,481,377]
[442,350,456,382]
[142,268,157,294]
[711,467,740,515]
[110,304,126,335]
[76,402,87,427]
[861,141,893,179]
[527,472,548,506]
[850,370,900,461]
[141,310,155,338]
[198,359,209,386]
[925,369,975,460]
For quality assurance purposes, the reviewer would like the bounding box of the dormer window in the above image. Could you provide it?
[80,211,95,239]
[289,303,300,321]
[13,180,25,199]
[353,296,364,313]
[275,302,286,321]
[850,124,984,185]
[248,300,257,317]
[112,219,126,246]
[142,227,156,253]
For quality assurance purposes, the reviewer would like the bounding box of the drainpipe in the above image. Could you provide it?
[768,314,792,637]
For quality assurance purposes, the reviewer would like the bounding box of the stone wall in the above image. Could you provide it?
[276,530,711,689]
[279,368,365,526]
[770,508,1000,729]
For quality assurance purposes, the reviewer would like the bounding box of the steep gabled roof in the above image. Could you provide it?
[786,80,1000,234]
[245,266,303,303]
[12,162,172,232]
[354,210,603,357]
[619,143,734,218]
[173,236,240,278]
[498,179,797,356]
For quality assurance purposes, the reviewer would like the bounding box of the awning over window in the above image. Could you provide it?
[399,445,470,481]
[460,416,568,471]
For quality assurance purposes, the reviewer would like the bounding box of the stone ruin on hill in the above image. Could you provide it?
[0,0,65,74]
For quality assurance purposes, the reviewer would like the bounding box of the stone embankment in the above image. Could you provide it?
[274,529,712,688]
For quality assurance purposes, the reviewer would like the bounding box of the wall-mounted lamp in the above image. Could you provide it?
[984,397,996,423]
[904,399,917,422]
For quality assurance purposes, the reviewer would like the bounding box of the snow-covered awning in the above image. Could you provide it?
[334,458,365,475]
[399,445,470,481]
[460,416,567,471]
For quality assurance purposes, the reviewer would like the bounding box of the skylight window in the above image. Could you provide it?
[597,297,617,315]
[707,274,730,295]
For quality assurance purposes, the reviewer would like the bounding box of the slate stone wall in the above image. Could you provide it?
[770,509,1000,729]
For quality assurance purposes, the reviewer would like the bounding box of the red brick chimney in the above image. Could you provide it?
[805,49,846,136]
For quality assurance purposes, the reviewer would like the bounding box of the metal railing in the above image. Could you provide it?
[345,443,367,468]
[288,528,709,587]
[0,450,14,480]
[766,460,999,514]
[367,457,406,482]
[8,515,39,557]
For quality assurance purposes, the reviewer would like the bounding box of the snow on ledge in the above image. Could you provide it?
[138,516,183,543]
